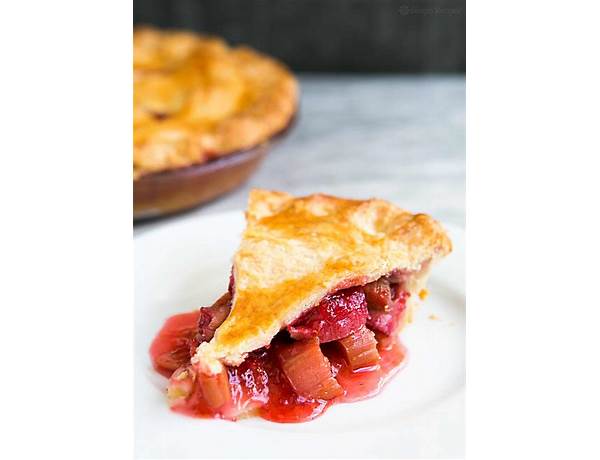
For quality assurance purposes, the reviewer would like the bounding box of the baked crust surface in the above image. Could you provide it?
[193,189,452,373]
[133,28,298,179]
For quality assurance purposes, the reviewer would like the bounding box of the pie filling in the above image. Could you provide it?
[150,269,421,423]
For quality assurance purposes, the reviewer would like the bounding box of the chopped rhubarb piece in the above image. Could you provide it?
[387,268,411,284]
[363,278,392,311]
[167,366,195,406]
[228,269,235,295]
[277,337,344,400]
[197,368,232,410]
[288,287,368,343]
[197,292,232,343]
[337,326,380,371]
[155,346,192,372]
[367,290,410,335]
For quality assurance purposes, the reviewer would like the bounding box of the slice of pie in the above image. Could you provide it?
[134,27,298,179]
[150,189,452,422]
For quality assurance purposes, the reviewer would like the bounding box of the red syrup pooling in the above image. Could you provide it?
[149,310,200,378]
[150,311,408,423]
[326,333,407,403]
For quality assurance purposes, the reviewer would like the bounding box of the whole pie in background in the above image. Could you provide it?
[134,27,298,180]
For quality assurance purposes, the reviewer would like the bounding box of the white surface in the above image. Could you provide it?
[135,211,465,458]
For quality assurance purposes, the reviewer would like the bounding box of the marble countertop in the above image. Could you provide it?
[135,75,465,235]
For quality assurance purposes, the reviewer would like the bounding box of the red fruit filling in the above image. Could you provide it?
[366,290,410,335]
[363,278,392,311]
[387,268,412,284]
[228,270,235,295]
[232,347,330,422]
[197,367,232,410]
[197,292,232,343]
[150,310,201,377]
[150,270,414,423]
[287,287,368,343]
[276,337,344,399]
[337,326,380,371]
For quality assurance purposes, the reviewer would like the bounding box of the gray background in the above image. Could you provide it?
[134,0,465,72]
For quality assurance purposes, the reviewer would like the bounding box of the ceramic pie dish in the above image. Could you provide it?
[133,27,298,220]
[133,118,294,220]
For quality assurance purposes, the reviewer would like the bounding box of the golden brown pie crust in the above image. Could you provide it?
[193,189,452,374]
[133,28,298,179]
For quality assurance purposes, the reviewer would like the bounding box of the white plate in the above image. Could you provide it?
[135,211,465,459]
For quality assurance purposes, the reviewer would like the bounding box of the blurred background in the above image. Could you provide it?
[134,0,465,232]
[134,0,464,72]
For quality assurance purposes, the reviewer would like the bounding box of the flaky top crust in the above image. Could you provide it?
[193,189,452,373]
[133,28,298,179]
